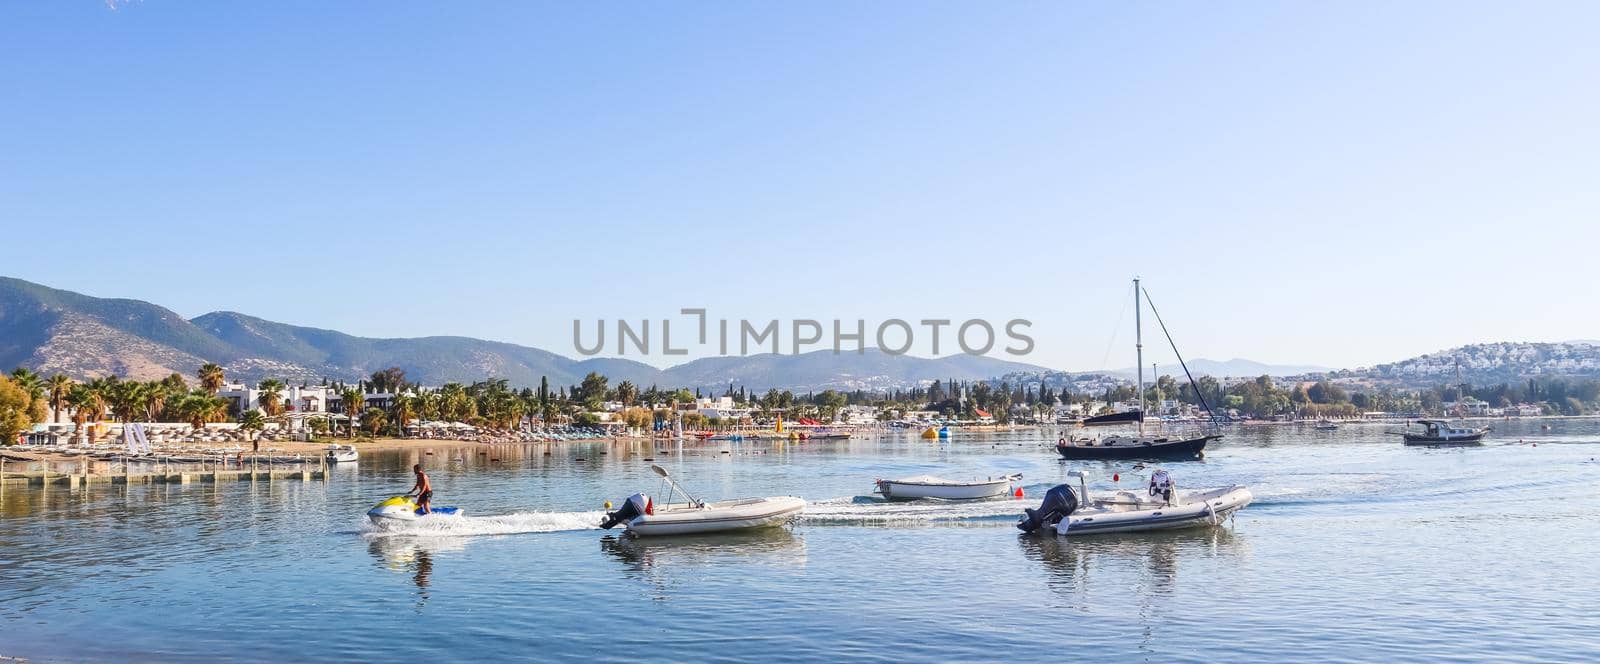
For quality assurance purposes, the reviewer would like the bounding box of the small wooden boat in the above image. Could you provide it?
[1397,419,1489,445]
[599,465,804,537]
[875,473,1022,501]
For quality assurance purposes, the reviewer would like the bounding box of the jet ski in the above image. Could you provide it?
[367,495,464,524]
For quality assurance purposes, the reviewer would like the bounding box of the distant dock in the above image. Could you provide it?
[0,467,327,488]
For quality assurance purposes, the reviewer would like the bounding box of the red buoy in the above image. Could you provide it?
[1113,473,1120,482]
[1014,487,1024,498]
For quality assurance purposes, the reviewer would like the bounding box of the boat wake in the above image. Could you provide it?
[361,510,605,538]
[800,495,1027,528]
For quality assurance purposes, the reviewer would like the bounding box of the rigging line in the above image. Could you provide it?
[1097,282,1133,372]
[1140,287,1217,422]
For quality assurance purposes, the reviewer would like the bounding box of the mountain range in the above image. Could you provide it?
[0,276,1049,391]
[6,276,1592,393]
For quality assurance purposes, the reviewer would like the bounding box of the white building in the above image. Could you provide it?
[216,383,333,416]
[840,405,879,425]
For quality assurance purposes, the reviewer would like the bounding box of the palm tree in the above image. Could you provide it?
[418,390,440,422]
[142,381,172,422]
[65,385,97,442]
[197,363,226,395]
[47,374,73,424]
[438,383,470,422]
[238,410,266,441]
[341,387,364,439]
[176,392,228,430]
[83,377,114,442]
[390,393,416,438]
[360,407,388,436]
[257,379,285,416]
[108,381,146,426]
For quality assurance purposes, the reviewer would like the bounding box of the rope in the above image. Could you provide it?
[1140,287,1217,423]
[1097,281,1134,372]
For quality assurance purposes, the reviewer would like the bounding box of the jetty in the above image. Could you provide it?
[0,455,329,488]
[0,467,327,488]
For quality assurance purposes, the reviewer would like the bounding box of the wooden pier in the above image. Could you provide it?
[0,468,326,487]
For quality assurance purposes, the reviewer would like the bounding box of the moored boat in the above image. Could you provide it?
[1057,278,1222,462]
[325,444,359,463]
[1055,434,1213,461]
[600,465,804,537]
[875,473,1022,501]
[1397,419,1489,445]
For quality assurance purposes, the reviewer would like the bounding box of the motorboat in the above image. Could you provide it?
[1397,419,1489,445]
[1017,471,1252,536]
[325,444,359,463]
[874,473,1022,501]
[1055,434,1213,461]
[367,495,464,523]
[1314,420,1339,431]
[599,465,805,537]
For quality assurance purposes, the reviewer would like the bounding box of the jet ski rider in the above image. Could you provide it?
[408,464,433,515]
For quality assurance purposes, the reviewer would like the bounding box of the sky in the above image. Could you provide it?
[3,2,1598,373]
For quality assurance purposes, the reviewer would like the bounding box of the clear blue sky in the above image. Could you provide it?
[3,2,1597,372]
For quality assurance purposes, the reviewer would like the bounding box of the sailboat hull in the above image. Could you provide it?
[1055,435,1214,461]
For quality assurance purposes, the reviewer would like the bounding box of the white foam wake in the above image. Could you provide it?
[361,510,606,538]
[801,496,1025,527]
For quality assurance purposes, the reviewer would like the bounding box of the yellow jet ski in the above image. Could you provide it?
[367,495,464,523]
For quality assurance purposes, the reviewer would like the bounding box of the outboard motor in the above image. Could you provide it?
[599,493,650,530]
[1017,484,1079,533]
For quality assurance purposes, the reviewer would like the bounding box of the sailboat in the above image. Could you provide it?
[1056,278,1220,461]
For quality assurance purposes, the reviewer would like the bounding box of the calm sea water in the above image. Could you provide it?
[2,420,1598,662]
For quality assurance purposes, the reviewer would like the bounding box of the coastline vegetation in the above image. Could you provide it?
[3,362,1599,445]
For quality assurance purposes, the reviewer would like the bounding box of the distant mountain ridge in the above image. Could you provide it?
[0,276,1050,391]
[7,277,1590,393]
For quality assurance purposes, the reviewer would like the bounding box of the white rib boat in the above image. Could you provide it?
[1018,471,1252,536]
[874,473,1021,500]
[600,465,805,537]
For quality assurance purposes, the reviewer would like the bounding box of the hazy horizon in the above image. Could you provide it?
[5,3,1597,372]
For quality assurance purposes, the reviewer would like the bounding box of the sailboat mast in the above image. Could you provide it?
[1134,277,1144,436]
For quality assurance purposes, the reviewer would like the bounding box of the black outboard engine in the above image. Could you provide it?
[1017,484,1079,533]
[600,493,649,530]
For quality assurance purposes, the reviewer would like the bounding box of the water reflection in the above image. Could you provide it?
[367,536,467,612]
[600,530,806,600]
[1018,527,1244,601]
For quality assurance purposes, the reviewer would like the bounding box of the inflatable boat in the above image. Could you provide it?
[600,465,804,537]
[1017,471,1251,536]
